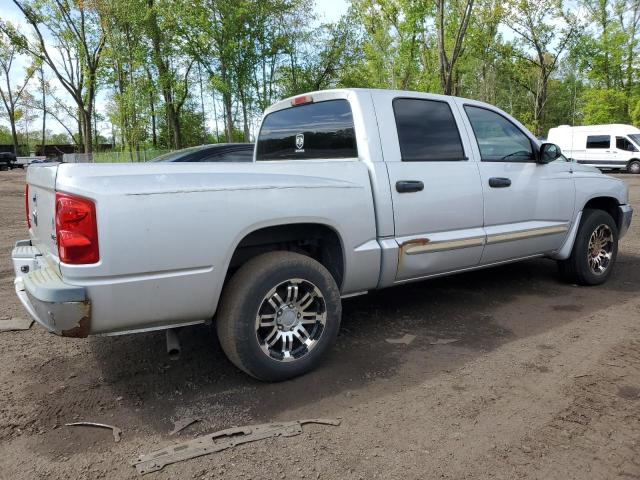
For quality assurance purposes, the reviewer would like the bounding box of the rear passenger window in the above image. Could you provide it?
[393,98,465,161]
[256,100,357,160]
[586,135,610,149]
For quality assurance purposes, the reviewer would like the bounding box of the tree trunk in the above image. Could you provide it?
[149,91,157,148]
[82,108,93,156]
[40,68,46,154]
[165,103,182,149]
[147,0,182,149]
[10,120,19,156]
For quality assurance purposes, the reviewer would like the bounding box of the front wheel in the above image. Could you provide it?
[558,209,619,285]
[216,251,341,381]
[627,160,640,174]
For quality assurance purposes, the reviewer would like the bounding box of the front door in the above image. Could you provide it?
[371,91,485,282]
[613,136,636,166]
[456,100,575,265]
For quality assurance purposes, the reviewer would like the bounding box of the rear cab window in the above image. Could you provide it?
[393,98,466,161]
[256,99,358,160]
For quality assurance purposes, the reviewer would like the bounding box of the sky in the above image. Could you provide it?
[0,0,349,142]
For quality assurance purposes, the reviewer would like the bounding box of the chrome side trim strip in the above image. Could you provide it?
[403,236,486,255]
[486,224,569,245]
[401,224,570,256]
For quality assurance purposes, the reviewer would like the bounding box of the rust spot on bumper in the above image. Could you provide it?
[60,301,91,338]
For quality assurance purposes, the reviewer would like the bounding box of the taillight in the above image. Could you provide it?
[55,192,99,264]
[291,95,313,106]
[25,184,31,229]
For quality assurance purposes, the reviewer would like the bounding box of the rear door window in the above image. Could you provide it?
[256,100,357,160]
[464,106,533,162]
[586,135,610,149]
[392,98,466,161]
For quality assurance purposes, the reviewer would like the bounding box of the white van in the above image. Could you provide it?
[547,124,640,174]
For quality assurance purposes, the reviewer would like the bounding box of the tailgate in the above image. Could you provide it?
[26,164,60,264]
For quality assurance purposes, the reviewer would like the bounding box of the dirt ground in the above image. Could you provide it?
[0,168,639,480]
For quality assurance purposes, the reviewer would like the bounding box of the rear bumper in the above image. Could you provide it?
[12,240,91,337]
[618,205,633,239]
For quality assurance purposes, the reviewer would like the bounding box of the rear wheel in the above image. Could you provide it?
[558,209,618,285]
[627,160,640,174]
[216,251,341,381]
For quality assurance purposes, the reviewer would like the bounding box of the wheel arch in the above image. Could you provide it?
[225,222,346,291]
[553,195,624,260]
[583,196,623,231]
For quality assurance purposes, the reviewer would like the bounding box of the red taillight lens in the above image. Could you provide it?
[55,192,99,264]
[25,184,31,229]
[291,95,313,106]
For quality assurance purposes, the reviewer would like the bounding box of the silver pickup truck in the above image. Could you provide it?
[13,88,633,381]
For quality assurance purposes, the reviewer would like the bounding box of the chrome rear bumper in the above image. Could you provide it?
[12,240,90,337]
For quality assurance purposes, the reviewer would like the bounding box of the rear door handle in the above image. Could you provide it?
[489,177,511,188]
[396,180,424,193]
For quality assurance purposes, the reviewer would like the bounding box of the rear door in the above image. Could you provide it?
[457,100,575,264]
[372,91,485,281]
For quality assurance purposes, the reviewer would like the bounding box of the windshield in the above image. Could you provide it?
[151,145,210,162]
[628,134,640,148]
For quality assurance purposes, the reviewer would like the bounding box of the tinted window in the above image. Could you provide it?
[586,135,610,149]
[202,149,254,162]
[629,134,640,146]
[616,136,637,152]
[464,106,533,162]
[151,145,209,162]
[392,98,465,161]
[256,100,357,160]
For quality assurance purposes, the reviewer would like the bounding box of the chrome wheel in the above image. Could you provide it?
[587,224,614,275]
[629,161,640,174]
[255,278,327,362]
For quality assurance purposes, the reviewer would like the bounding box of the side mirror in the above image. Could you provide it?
[538,142,562,163]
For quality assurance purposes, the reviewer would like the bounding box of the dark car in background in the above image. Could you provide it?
[152,143,254,163]
[0,151,17,170]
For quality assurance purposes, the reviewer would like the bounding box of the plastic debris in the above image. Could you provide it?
[65,422,122,442]
[0,317,33,332]
[169,417,199,436]
[386,334,416,345]
[132,418,341,475]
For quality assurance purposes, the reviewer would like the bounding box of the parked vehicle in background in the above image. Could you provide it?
[152,143,254,162]
[548,124,640,173]
[0,151,17,170]
[13,89,633,381]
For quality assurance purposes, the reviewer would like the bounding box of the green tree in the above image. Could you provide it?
[581,88,630,124]
[8,0,106,154]
[0,26,34,155]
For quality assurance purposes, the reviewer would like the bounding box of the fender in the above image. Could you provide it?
[551,211,582,260]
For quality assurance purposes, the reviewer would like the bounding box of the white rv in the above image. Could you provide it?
[547,124,640,174]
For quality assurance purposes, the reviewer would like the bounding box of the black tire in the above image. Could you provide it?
[216,251,341,381]
[627,159,640,174]
[558,209,618,285]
